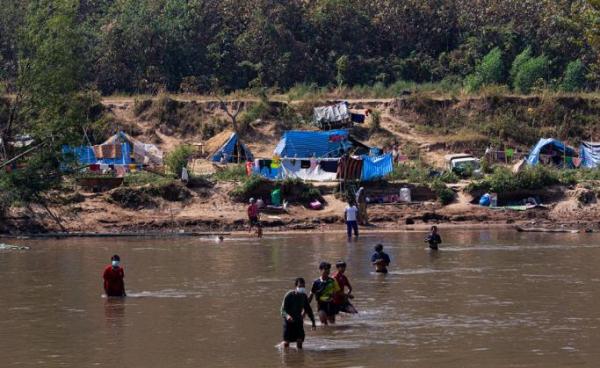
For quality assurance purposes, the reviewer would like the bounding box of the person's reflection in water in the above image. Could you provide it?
[279,347,306,367]
[104,297,126,328]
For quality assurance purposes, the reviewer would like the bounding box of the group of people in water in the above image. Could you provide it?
[279,227,442,349]
[101,226,442,351]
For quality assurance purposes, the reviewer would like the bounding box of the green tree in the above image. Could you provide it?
[510,46,532,87]
[560,60,587,92]
[165,145,193,176]
[336,55,350,89]
[514,55,549,93]
[1,0,99,204]
[465,47,505,91]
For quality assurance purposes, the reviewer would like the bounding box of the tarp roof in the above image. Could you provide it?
[526,138,577,166]
[580,141,600,169]
[274,130,353,158]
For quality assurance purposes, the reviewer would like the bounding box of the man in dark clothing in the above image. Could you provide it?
[425,225,442,250]
[281,278,316,349]
[371,244,391,274]
[103,254,126,297]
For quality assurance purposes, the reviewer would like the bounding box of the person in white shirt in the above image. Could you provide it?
[344,201,359,240]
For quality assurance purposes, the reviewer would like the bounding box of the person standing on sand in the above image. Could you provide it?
[344,201,359,240]
[309,262,341,325]
[103,255,126,297]
[280,278,316,349]
[356,187,368,226]
[332,261,358,314]
[371,244,391,274]
[425,225,442,250]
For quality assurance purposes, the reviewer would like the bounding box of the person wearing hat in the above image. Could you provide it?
[332,261,358,314]
[103,254,126,297]
[247,197,261,237]
[308,262,341,325]
[280,277,316,349]
[371,244,391,274]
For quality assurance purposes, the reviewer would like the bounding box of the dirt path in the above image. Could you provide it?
[380,113,447,167]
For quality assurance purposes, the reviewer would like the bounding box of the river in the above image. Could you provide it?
[1,230,599,367]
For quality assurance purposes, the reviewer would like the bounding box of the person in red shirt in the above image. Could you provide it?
[103,254,126,297]
[332,260,357,314]
[247,198,262,237]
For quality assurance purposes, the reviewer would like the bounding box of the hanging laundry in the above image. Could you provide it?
[129,164,137,172]
[320,160,338,173]
[89,164,101,172]
[271,155,281,169]
[300,160,311,169]
[115,165,126,177]
[337,156,363,180]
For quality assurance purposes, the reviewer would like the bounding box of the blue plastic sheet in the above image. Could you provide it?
[361,153,393,181]
[579,142,600,169]
[274,130,352,158]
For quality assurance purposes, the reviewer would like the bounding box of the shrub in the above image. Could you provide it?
[439,170,459,183]
[467,165,560,194]
[124,171,175,187]
[510,46,532,86]
[514,56,549,94]
[212,164,248,181]
[165,145,193,176]
[430,179,455,205]
[465,47,505,92]
[230,175,271,202]
[370,109,381,132]
[388,162,431,184]
[559,60,586,92]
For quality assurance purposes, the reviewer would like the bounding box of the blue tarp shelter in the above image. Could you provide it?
[208,131,253,163]
[526,138,577,167]
[274,130,354,158]
[361,154,393,181]
[579,142,600,169]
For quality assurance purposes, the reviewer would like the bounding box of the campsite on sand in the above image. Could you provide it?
[2,94,600,236]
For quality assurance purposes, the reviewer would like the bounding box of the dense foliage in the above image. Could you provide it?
[0,0,599,95]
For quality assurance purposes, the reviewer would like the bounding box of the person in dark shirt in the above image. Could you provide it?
[280,278,316,349]
[103,254,126,297]
[332,260,358,314]
[309,262,341,325]
[371,244,391,274]
[425,225,442,250]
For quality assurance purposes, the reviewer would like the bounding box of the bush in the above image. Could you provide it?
[230,175,271,202]
[559,60,586,92]
[510,46,532,86]
[388,162,431,184]
[165,145,193,176]
[281,178,323,204]
[514,56,549,94]
[212,164,248,181]
[370,109,381,132]
[123,171,175,187]
[465,47,505,92]
[430,179,455,205]
[467,165,560,194]
[439,170,460,183]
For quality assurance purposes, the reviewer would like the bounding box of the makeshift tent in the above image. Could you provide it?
[526,138,577,168]
[313,102,351,129]
[275,129,370,158]
[62,131,163,166]
[205,130,253,163]
[361,154,393,181]
[579,142,600,169]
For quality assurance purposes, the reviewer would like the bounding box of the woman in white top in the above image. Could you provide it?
[344,201,359,240]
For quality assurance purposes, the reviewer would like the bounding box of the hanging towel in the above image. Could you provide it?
[300,160,311,169]
[89,164,101,172]
[320,160,338,173]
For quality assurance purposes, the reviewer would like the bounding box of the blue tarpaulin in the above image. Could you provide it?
[274,130,352,158]
[526,138,576,167]
[579,142,600,169]
[62,143,132,165]
[361,153,393,181]
[210,132,253,163]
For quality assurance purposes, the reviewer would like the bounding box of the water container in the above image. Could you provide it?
[271,189,281,206]
[399,187,412,202]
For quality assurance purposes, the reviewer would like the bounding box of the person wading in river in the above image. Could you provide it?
[103,254,126,297]
[280,278,316,349]
[425,225,442,250]
[247,198,262,238]
[371,244,391,274]
[332,260,358,314]
[309,262,341,325]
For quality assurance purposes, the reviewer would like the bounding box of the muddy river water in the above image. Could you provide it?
[1,230,600,367]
